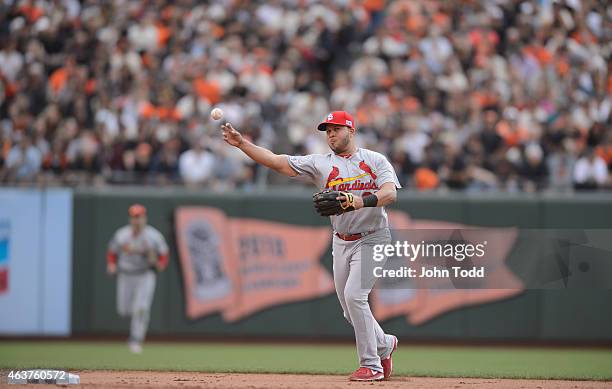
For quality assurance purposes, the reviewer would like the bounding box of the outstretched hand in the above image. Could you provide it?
[221,123,244,147]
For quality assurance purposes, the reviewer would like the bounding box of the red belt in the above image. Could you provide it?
[335,230,376,241]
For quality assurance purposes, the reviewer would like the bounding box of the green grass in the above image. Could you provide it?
[0,341,611,381]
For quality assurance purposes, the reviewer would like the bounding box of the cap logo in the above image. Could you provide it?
[346,120,352,126]
[327,113,334,121]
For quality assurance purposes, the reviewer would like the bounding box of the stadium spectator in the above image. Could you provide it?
[519,143,548,192]
[179,137,215,187]
[3,134,42,183]
[573,148,609,190]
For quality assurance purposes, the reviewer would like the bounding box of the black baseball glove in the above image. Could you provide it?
[312,190,356,216]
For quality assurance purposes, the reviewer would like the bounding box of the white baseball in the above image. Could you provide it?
[210,107,224,121]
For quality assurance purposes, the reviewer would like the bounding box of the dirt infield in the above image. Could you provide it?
[17,371,608,388]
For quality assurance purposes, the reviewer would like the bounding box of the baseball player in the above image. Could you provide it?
[107,204,169,354]
[221,111,399,381]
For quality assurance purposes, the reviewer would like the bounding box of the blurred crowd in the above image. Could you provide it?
[0,0,610,192]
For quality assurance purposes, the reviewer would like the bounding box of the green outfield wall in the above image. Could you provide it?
[71,188,612,341]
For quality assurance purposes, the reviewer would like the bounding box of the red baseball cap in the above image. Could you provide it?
[128,204,147,217]
[317,111,355,131]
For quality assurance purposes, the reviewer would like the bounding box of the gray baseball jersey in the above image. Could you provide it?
[287,148,401,234]
[108,225,169,273]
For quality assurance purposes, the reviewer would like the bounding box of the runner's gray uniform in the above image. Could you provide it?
[108,225,168,343]
[287,148,401,372]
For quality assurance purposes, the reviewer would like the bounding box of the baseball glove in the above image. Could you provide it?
[312,190,356,216]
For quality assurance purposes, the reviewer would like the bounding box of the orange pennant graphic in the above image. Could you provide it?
[175,207,334,321]
[371,210,524,325]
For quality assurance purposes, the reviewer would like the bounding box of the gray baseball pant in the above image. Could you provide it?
[332,228,395,373]
[117,270,156,343]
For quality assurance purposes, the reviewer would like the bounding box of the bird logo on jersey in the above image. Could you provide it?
[325,162,378,191]
[325,166,340,188]
[359,161,377,180]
